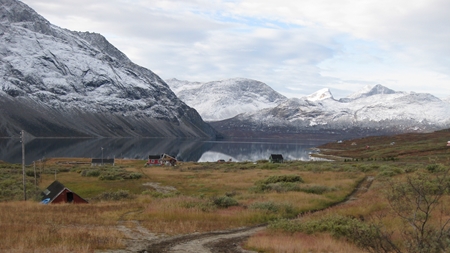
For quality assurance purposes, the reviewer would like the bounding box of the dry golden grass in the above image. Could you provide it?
[0,201,137,252]
[245,231,365,253]
[1,158,366,251]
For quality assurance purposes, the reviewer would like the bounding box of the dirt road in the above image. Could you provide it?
[100,176,374,253]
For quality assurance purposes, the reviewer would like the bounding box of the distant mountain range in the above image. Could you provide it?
[168,78,450,138]
[0,0,216,138]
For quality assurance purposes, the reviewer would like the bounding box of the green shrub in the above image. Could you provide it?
[99,173,123,180]
[81,169,100,177]
[426,164,445,173]
[127,173,142,179]
[25,170,38,177]
[251,175,305,193]
[250,201,280,213]
[142,190,179,199]
[260,175,304,184]
[212,196,239,208]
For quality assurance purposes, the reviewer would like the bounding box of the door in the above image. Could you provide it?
[67,192,74,203]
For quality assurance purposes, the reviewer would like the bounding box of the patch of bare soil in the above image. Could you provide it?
[98,177,374,253]
[142,182,177,194]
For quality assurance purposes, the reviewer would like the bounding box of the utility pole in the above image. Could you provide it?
[101,147,104,166]
[33,161,37,188]
[21,130,26,201]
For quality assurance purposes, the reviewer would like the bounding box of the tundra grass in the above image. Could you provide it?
[0,201,133,252]
[245,231,365,253]
[0,158,366,251]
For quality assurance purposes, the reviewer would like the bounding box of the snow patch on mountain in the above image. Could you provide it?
[347,84,398,99]
[305,88,334,101]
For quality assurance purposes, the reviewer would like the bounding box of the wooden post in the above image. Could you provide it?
[21,130,26,201]
[34,161,37,188]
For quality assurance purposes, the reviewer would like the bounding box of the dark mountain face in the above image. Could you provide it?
[0,0,217,138]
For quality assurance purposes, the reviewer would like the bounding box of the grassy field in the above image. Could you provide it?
[0,129,450,252]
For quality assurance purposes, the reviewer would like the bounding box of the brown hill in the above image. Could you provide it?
[316,129,450,165]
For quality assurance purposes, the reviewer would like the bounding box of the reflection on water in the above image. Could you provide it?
[0,137,331,164]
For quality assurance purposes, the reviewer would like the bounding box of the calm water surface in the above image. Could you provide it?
[0,137,335,164]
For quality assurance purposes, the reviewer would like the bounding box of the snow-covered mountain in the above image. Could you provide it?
[165,78,287,121]
[305,88,334,101]
[0,0,216,138]
[209,84,450,138]
[443,96,450,104]
[347,84,397,99]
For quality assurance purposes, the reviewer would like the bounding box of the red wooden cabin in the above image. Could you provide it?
[41,180,88,204]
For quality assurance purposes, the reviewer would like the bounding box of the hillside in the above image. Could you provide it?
[0,0,216,138]
[315,128,450,164]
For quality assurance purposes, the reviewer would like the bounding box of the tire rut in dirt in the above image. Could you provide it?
[205,235,252,253]
[139,226,262,253]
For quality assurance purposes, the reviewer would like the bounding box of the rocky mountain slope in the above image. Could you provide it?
[208,84,450,138]
[165,78,287,121]
[0,0,216,138]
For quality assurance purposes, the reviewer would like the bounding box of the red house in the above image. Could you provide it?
[146,155,162,166]
[41,180,88,204]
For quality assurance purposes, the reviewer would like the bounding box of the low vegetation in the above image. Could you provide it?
[0,129,449,252]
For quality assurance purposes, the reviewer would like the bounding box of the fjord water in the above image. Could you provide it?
[0,137,333,164]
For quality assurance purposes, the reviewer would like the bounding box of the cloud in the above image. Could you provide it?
[21,0,450,99]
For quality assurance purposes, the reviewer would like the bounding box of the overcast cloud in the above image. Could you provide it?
[20,0,450,99]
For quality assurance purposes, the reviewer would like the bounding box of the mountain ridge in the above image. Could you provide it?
[169,78,450,138]
[0,0,217,138]
[166,78,287,121]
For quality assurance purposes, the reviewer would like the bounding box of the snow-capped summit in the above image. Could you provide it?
[305,88,334,101]
[209,85,450,138]
[166,78,287,121]
[0,0,216,138]
[347,84,398,99]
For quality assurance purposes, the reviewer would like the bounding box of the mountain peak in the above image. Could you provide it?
[0,0,216,138]
[347,84,397,99]
[166,78,287,121]
[305,88,333,101]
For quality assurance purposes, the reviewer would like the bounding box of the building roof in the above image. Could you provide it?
[270,154,284,159]
[148,155,162,159]
[41,180,88,204]
[41,180,66,202]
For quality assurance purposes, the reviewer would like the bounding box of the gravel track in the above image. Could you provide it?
[99,176,374,253]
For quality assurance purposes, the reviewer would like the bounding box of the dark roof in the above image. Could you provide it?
[41,180,66,202]
[91,158,115,164]
[270,154,284,159]
[148,155,162,159]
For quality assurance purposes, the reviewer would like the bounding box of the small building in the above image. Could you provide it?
[161,153,177,166]
[447,141,450,147]
[146,155,162,166]
[41,180,88,204]
[269,154,284,163]
[146,154,177,166]
[91,158,115,166]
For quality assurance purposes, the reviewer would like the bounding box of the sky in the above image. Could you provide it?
[20,0,450,99]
